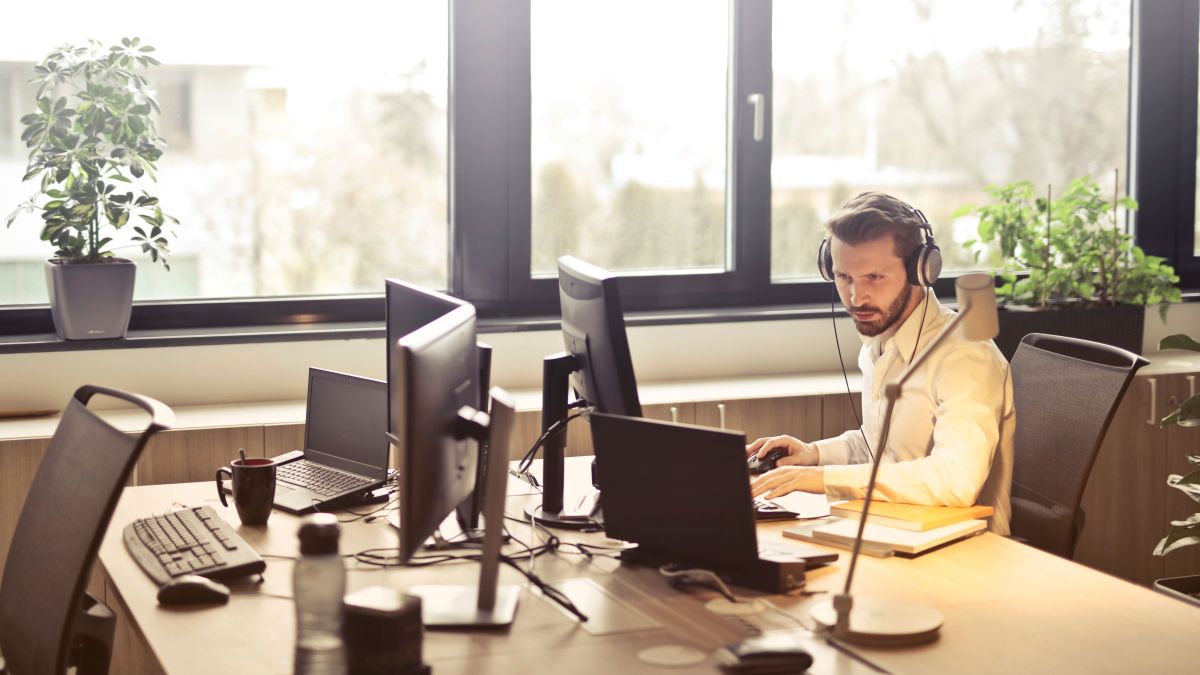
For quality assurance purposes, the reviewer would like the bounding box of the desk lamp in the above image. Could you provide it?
[809,273,999,646]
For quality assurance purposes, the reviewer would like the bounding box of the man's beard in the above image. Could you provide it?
[850,283,913,337]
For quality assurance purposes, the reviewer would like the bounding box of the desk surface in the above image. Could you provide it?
[99,461,1200,675]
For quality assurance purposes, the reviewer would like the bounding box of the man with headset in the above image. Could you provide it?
[747,191,1015,534]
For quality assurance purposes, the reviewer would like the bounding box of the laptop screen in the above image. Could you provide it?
[304,368,389,479]
[590,413,759,569]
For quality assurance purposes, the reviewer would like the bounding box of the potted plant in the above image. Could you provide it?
[956,174,1180,359]
[1153,333,1200,607]
[4,37,178,340]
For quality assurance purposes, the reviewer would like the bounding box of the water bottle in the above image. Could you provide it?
[293,513,346,675]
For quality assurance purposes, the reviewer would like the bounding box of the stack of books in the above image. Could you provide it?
[783,500,993,557]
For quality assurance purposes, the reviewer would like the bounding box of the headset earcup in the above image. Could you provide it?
[921,244,942,287]
[817,238,834,282]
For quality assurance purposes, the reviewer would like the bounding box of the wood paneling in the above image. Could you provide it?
[1074,376,1167,585]
[821,391,864,439]
[0,438,49,582]
[694,397,822,444]
[136,426,264,486]
[1163,372,1200,578]
[263,423,304,458]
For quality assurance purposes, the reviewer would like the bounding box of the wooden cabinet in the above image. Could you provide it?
[135,426,265,487]
[1163,373,1200,578]
[693,396,822,443]
[1074,371,1200,586]
[0,438,50,582]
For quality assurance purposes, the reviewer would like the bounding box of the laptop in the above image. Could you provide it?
[589,412,837,594]
[245,368,389,514]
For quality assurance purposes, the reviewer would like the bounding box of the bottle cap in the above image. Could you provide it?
[298,512,341,555]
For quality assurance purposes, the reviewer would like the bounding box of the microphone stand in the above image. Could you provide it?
[830,302,974,643]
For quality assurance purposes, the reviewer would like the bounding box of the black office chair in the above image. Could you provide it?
[0,385,173,675]
[1008,333,1147,558]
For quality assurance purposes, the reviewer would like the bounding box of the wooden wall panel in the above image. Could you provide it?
[135,426,264,486]
[695,397,821,444]
[1074,376,1166,585]
[263,423,305,458]
[1163,372,1200,578]
[0,438,50,583]
[821,392,864,440]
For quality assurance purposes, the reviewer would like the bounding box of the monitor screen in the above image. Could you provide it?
[557,255,642,417]
[385,278,468,433]
[390,305,480,561]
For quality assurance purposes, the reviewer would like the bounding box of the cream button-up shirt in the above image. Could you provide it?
[815,290,1015,535]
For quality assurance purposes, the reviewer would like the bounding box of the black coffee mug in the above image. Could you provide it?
[215,457,276,525]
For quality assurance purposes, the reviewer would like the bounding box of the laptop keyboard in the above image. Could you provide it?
[278,459,372,497]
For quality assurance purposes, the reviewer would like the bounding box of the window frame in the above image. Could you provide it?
[0,0,1192,341]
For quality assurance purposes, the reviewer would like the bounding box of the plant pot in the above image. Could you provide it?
[994,302,1144,361]
[1154,575,1200,609]
[45,258,136,340]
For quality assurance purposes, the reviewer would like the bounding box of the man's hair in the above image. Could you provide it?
[825,191,923,260]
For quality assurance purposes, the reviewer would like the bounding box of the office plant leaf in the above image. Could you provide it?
[1159,334,1200,353]
[1160,394,1200,428]
[6,38,179,267]
[1154,513,1200,556]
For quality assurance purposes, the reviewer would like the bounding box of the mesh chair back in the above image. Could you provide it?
[0,386,172,675]
[1009,333,1147,557]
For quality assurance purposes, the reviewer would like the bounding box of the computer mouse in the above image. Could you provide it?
[157,575,231,607]
[716,635,814,673]
[747,447,789,474]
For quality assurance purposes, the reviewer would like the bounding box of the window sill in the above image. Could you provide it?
[2,291,1197,355]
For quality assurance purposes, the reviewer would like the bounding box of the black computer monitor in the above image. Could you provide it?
[389,304,479,561]
[386,277,492,534]
[558,256,643,418]
[388,306,521,626]
[528,255,643,529]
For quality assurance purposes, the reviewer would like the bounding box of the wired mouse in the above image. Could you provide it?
[747,448,788,474]
[157,575,231,606]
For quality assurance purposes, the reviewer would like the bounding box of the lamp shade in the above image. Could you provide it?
[955,273,999,342]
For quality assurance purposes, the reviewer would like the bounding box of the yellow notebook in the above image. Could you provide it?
[829,500,994,532]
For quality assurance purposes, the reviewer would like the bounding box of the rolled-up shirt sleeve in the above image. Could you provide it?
[814,427,872,466]
[822,343,1006,506]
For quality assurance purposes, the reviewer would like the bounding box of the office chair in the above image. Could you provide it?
[0,385,173,675]
[1008,333,1147,558]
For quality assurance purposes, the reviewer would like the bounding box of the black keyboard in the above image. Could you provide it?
[277,459,373,497]
[123,506,266,586]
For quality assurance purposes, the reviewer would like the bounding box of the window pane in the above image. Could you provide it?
[772,0,1131,280]
[530,0,728,276]
[0,2,448,305]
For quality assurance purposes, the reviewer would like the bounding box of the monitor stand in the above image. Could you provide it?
[410,392,522,628]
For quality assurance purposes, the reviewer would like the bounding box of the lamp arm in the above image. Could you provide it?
[833,299,973,636]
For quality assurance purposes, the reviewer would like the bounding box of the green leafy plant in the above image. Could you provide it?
[4,37,179,268]
[1156,333,1200,556]
[956,175,1179,319]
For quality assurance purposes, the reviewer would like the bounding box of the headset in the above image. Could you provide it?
[816,204,943,288]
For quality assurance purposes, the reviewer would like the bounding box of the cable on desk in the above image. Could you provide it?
[514,404,595,479]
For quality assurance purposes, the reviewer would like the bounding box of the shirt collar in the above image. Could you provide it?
[860,288,941,365]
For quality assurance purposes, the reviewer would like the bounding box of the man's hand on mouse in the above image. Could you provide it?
[745,435,820,466]
[751,466,825,498]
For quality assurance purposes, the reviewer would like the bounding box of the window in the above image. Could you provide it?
[3,0,1199,340]
[529,0,729,276]
[0,1,449,306]
[771,0,1131,280]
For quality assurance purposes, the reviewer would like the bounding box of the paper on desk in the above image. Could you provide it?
[767,491,831,519]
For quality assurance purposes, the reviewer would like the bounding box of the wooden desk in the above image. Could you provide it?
[98,462,1200,674]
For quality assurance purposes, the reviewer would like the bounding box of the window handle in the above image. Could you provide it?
[747,93,765,142]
